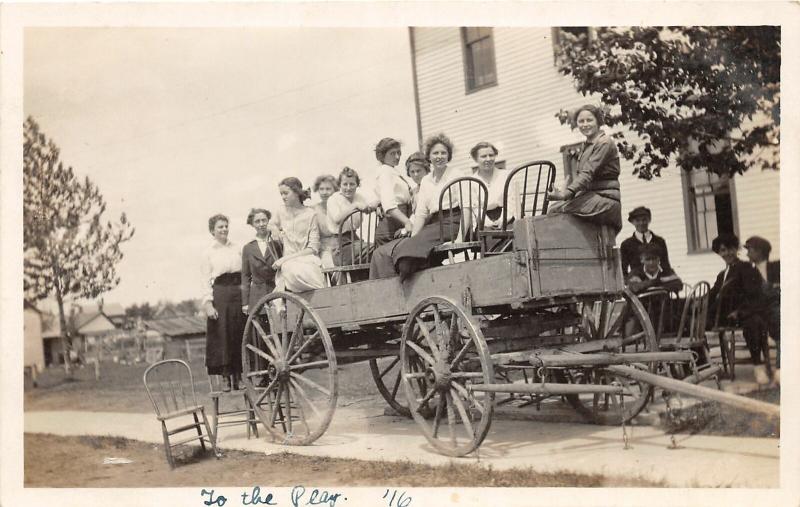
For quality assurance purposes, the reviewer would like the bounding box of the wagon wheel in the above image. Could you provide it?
[400,296,494,457]
[369,354,411,418]
[558,288,658,425]
[242,291,337,445]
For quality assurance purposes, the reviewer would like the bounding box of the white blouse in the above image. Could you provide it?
[201,239,242,304]
[272,205,321,257]
[412,165,471,229]
[326,190,377,233]
[375,163,413,213]
[476,168,509,227]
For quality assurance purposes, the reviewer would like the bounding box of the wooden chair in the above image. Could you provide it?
[143,359,217,468]
[712,281,770,381]
[322,208,378,284]
[207,375,260,442]
[432,176,488,263]
[480,160,556,256]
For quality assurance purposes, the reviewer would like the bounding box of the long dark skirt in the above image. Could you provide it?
[206,282,246,376]
[369,208,461,280]
[547,190,622,233]
[374,203,412,247]
[334,232,373,282]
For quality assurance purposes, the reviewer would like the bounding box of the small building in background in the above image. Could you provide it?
[144,315,206,363]
[23,302,45,380]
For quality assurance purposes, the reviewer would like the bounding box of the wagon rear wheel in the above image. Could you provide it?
[400,296,494,457]
[242,291,337,445]
[559,288,658,425]
[369,354,412,418]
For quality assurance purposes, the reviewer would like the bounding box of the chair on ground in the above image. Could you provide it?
[322,209,378,285]
[432,176,488,263]
[207,374,260,442]
[480,160,556,256]
[143,359,217,468]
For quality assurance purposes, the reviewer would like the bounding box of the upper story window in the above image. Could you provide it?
[681,169,738,253]
[461,27,497,93]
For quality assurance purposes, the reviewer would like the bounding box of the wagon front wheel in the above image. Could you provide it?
[400,296,494,457]
[242,291,337,445]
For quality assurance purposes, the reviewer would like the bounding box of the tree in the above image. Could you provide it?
[24,117,135,374]
[555,26,779,179]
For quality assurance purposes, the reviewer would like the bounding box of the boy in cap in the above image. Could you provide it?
[744,235,780,368]
[620,206,671,276]
[626,243,683,294]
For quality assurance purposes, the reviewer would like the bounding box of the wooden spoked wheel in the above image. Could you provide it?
[400,296,494,457]
[558,288,658,425]
[242,291,337,445]
[369,352,412,418]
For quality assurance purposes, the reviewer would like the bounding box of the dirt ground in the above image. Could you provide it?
[24,433,666,488]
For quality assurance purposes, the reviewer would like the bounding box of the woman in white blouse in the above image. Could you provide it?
[327,167,379,280]
[369,134,469,280]
[202,214,246,391]
[271,177,326,293]
[312,174,339,271]
[471,142,506,229]
[373,137,414,246]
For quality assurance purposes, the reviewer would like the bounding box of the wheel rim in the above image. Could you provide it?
[560,288,657,425]
[242,291,337,445]
[400,296,494,457]
[369,353,413,418]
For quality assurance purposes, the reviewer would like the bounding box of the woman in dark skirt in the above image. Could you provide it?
[548,104,622,233]
[202,214,247,392]
[369,133,469,281]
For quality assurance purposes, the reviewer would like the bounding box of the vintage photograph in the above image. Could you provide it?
[4,3,794,505]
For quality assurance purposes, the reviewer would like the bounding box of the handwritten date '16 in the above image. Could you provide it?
[382,489,412,507]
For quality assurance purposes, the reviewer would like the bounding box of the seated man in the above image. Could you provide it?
[709,233,766,365]
[620,206,672,277]
[626,243,682,294]
[744,235,780,368]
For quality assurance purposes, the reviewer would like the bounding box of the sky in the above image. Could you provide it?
[24,27,419,308]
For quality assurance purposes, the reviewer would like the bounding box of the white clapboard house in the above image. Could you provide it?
[408,27,780,285]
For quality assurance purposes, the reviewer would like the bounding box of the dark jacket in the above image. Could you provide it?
[709,258,765,326]
[620,232,671,276]
[627,266,682,294]
[241,238,282,310]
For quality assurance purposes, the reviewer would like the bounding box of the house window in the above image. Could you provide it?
[682,169,738,252]
[461,27,497,93]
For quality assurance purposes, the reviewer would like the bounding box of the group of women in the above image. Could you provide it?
[201,103,622,389]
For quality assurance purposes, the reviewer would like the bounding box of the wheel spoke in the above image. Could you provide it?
[271,382,284,427]
[246,343,276,364]
[286,307,305,358]
[451,372,484,378]
[431,393,444,438]
[379,357,401,379]
[252,319,282,360]
[390,369,402,399]
[415,317,440,360]
[431,305,449,358]
[289,378,322,419]
[287,331,320,364]
[416,386,437,408]
[287,381,311,435]
[246,368,272,378]
[406,341,437,368]
[604,302,628,339]
[451,382,484,414]
[290,372,331,397]
[445,393,457,447]
[450,388,475,440]
[450,338,474,369]
[286,381,293,434]
[264,305,285,357]
[254,377,280,404]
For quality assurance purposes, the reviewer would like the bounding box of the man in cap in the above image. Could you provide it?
[744,235,780,368]
[620,206,671,276]
[626,243,683,294]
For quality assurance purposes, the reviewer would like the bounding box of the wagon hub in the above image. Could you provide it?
[434,366,452,391]
[273,359,290,380]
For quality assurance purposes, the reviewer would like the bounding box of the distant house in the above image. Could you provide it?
[144,315,206,362]
[40,307,118,365]
[101,302,127,328]
[408,27,779,286]
[23,302,45,373]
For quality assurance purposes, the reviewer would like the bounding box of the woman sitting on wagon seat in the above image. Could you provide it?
[547,104,622,233]
[373,137,415,246]
[369,133,470,281]
[327,166,379,281]
[471,141,505,230]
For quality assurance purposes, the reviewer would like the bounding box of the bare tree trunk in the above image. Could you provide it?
[55,290,72,376]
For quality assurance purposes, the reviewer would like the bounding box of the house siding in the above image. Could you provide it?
[411,27,780,287]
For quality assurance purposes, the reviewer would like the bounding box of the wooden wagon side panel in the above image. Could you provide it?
[300,254,532,328]
[514,214,624,298]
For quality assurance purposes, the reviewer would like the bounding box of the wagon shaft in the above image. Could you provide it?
[529,351,694,367]
[468,382,624,396]
[608,365,780,419]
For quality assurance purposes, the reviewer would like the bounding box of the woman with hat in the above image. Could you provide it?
[547,104,622,233]
[373,137,414,246]
[620,206,672,276]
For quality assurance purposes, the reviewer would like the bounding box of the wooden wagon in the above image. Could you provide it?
[239,161,777,457]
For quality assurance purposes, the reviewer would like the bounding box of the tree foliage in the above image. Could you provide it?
[555,26,780,179]
[24,116,135,371]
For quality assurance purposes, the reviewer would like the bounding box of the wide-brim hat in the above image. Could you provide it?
[627,206,652,222]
